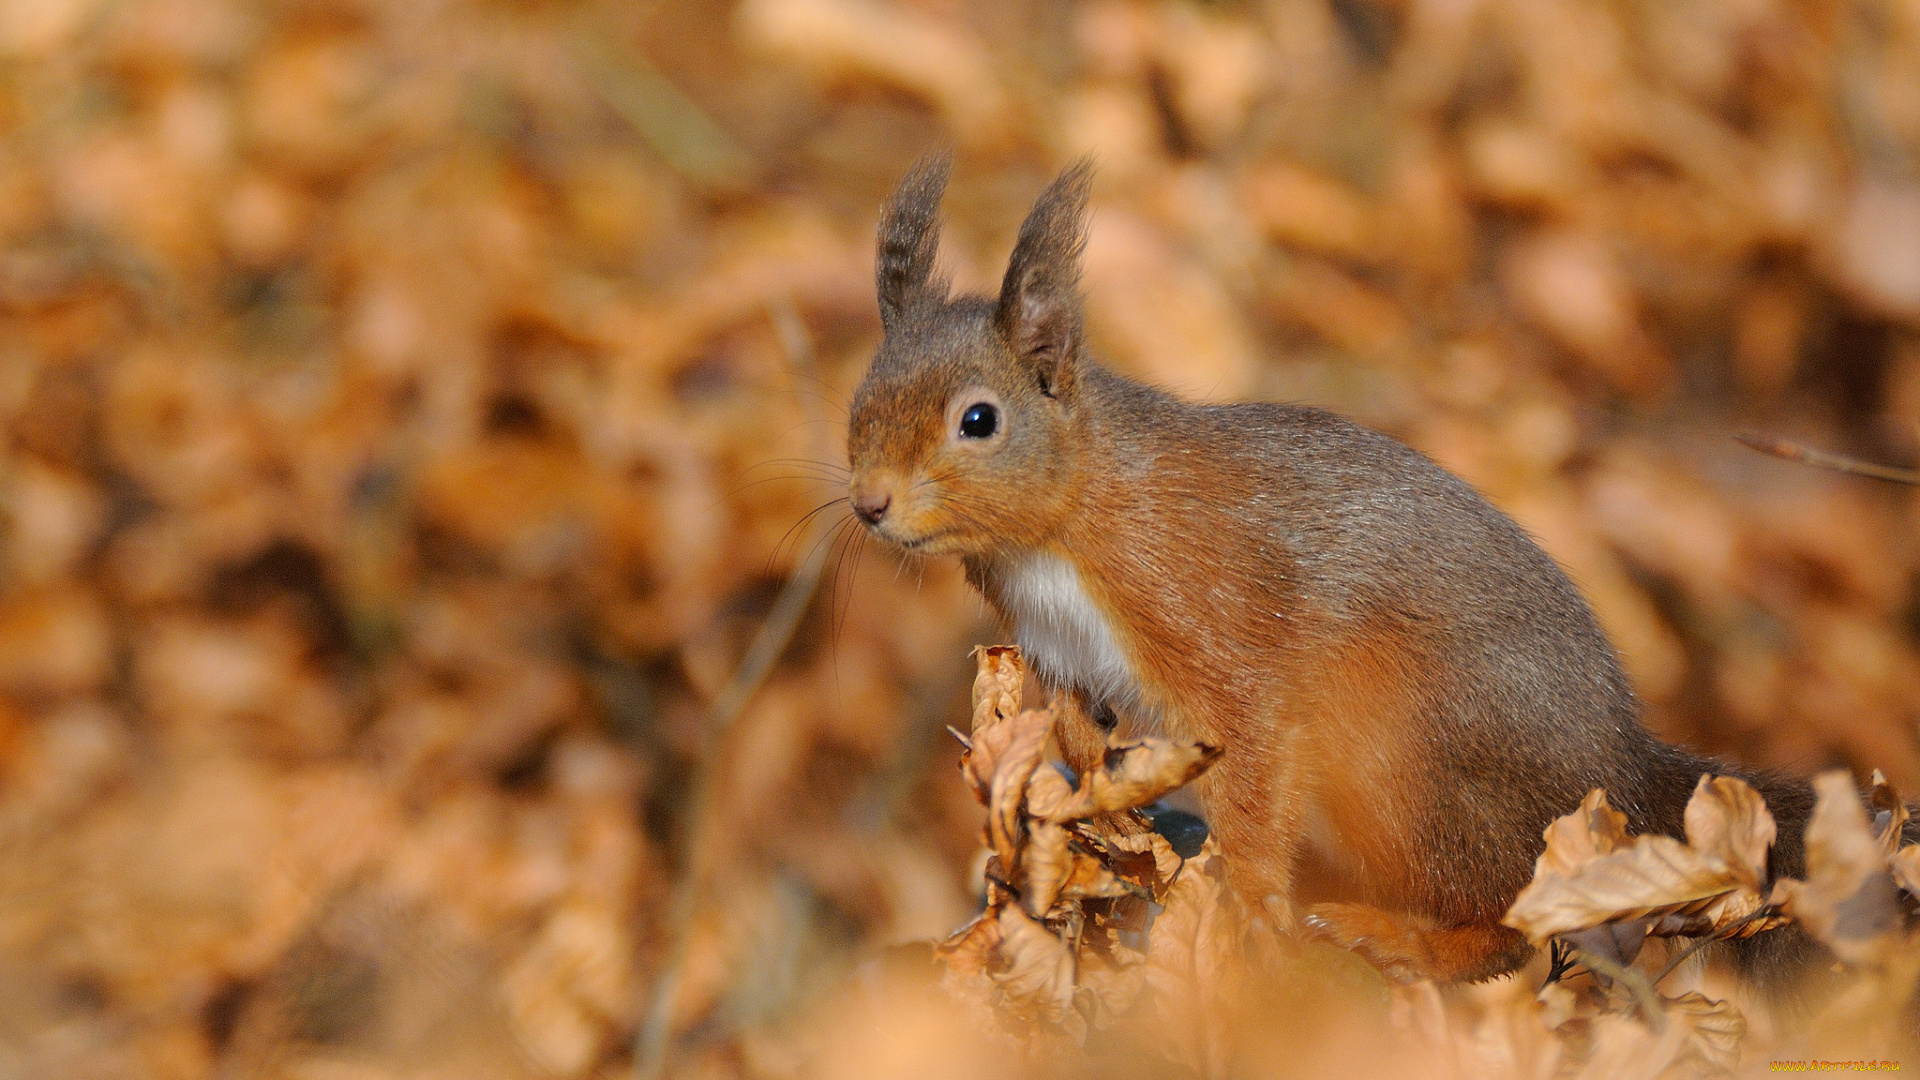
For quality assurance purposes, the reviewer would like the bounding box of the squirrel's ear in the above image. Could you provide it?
[876,153,952,329]
[995,160,1091,400]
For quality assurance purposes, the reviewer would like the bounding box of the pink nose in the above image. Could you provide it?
[851,490,891,525]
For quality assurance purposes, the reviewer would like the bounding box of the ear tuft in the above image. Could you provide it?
[995,160,1093,398]
[876,153,953,328]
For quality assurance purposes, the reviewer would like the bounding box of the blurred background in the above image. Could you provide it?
[1,0,1919,1075]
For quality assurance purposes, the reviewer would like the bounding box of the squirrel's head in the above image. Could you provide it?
[846,155,1091,557]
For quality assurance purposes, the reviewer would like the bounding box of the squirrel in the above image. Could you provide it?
[843,155,1828,987]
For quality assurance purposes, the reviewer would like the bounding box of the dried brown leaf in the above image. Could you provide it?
[934,909,1007,1037]
[935,909,1003,981]
[985,709,1054,873]
[992,904,1081,1038]
[1105,830,1184,900]
[1042,738,1222,822]
[1892,845,1920,901]
[1665,992,1745,1077]
[1023,818,1070,917]
[1076,948,1146,1030]
[1060,847,1135,903]
[1141,841,1237,1076]
[1867,769,1909,857]
[1571,1013,1693,1080]
[1505,778,1776,945]
[970,645,1024,734]
[1023,761,1078,823]
[1540,789,1633,875]
[959,717,1016,803]
[1770,770,1902,966]
[1683,774,1774,890]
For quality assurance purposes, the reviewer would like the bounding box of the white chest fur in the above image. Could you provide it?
[991,553,1142,711]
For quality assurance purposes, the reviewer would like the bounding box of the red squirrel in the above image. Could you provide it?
[844,156,1822,985]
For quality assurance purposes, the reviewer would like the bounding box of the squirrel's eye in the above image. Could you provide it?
[959,402,1000,439]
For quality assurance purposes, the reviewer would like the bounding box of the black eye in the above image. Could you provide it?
[959,402,999,439]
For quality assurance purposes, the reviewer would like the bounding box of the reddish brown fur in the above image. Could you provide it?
[846,156,1822,987]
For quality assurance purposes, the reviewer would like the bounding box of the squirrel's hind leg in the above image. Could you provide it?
[1302,902,1534,984]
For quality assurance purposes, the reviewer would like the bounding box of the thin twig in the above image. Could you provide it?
[633,297,834,1080]
[1735,432,1920,486]
[1647,907,1778,989]
[570,2,754,192]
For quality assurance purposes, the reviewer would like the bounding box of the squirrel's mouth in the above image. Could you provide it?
[873,525,951,553]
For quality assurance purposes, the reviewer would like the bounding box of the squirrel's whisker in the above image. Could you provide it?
[768,498,852,576]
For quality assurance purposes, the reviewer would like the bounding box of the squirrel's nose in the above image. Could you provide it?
[851,489,891,525]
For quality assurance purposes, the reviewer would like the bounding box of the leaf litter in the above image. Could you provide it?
[934,646,1233,1071]
[931,650,1920,1077]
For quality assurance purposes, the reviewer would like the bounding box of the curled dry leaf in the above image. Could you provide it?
[1683,774,1773,891]
[1104,830,1185,901]
[1023,761,1078,822]
[1141,841,1238,1078]
[935,909,1002,981]
[1892,845,1920,902]
[1578,990,1745,1080]
[1542,788,1633,873]
[985,709,1055,874]
[1023,818,1071,917]
[1769,770,1903,966]
[1866,769,1909,857]
[960,645,1032,801]
[1037,738,1224,823]
[1059,846,1134,903]
[1504,776,1783,946]
[1535,986,1744,1080]
[1076,947,1147,1031]
[971,645,1023,733]
[934,645,1235,1060]
[1664,992,1746,1078]
[992,905,1081,1038]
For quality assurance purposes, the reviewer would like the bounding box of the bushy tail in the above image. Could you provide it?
[1604,742,1827,996]
[1712,766,1920,1001]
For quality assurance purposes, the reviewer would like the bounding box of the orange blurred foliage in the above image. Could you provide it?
[1,0,1919,1076]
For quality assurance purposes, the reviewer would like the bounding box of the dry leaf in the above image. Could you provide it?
[935,909,1003,981]
[934,647,1233,1059]
[1505,776,1780,945]
[1141,841,1237,1076]
[1040,738,1223,822]
[1023,762,1078,822]
[1105,830,1185,900]
[992,905,1081,1038]
[1023,818,1071,917]
[985,709,1054,873]
[1866,769,1909,857]
[1683,775,1774,890]
[1540,789,1633,876]
[1770,771,1903,966]
[1892,845,1920,902]
[1076,947,1147,1030]
[1059,847,1134,903]
[1664,992,1745,1077]
[971,645,1024,734]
